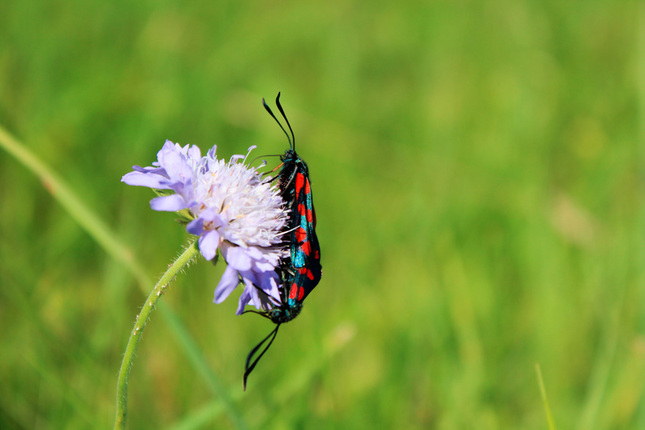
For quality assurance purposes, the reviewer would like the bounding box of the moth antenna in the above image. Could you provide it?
[263,97,292,149]
[275,92,296,151]
[244,324,281,390]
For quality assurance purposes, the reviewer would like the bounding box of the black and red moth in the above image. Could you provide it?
[243,93,323,388]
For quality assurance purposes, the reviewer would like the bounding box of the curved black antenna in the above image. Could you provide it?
[274,92,296,151]
[244,324,281,390]
[263,97,293,150]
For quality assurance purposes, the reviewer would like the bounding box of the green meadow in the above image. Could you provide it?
[1,1,643,428]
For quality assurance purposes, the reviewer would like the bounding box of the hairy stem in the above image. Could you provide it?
[114,240,200,430]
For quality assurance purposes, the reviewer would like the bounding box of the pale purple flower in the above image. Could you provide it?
[122,140,288,313]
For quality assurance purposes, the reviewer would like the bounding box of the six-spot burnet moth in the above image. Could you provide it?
[243,93,323,389]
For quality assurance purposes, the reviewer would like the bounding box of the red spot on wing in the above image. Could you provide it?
[305,179,311,194]
[298,286,304,301]
[289,283,298,300]
[298,203,306,215]
[296,227,307,244]
[306,209,313,223]
[300,240,311,256]
[295,173,305,195]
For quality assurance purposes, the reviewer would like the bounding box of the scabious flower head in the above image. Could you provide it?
[122,140,288,313]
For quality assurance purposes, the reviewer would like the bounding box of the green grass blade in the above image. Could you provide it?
[536,363,557,430]
[0,124,150,288]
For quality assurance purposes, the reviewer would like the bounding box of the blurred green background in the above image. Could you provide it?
[1,0,644,428]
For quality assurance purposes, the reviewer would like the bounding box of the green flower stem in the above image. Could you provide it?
[114,240,200,430]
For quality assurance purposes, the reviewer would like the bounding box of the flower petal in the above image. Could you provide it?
[260,274,281,301]
[225,246,252,271]
[214,266,240,304]
[121,170,168,188]
[186,218,204,236]
[187,144,202,161]
[198,230,220,261]
[150,195,187,211]
[254,258,276,272]
[158,142,195,183]
[244,246,263,260]
[236,288,252,315]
